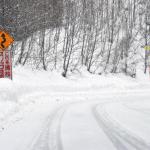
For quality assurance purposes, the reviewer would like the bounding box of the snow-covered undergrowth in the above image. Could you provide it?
[0,66,150,131]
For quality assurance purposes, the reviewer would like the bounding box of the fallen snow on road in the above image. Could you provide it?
[98,98,150,144]
[0,67,150,150]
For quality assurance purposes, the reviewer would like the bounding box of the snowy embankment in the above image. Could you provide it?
[0,66,150,131]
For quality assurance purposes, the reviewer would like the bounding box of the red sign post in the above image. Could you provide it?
[0,50,12,79]
[0,30,14,79]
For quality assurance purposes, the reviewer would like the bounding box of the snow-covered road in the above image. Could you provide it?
[1,93,150,150]
[61,96,150,150]
[61,101,116,150]
[93,102,150,150]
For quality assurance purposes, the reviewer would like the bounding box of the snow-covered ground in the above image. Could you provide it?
[0,67,150,150]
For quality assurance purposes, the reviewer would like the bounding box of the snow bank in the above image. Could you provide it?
[0,66,150,131]
[1,66,150,103]
[0,79,18,130]
[0,78,17,102]
[12,66,150,95]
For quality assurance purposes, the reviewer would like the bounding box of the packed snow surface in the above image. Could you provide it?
[0,67,150,150]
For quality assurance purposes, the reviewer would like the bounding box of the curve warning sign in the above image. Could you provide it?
[0,30,14,52]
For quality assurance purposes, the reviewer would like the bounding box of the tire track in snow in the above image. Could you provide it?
[92,103,150,150]
[48,106,67,150]
[29,105,68,150]
[28,100,95,150]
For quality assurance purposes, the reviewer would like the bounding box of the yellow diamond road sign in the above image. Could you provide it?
[0,30,14,52]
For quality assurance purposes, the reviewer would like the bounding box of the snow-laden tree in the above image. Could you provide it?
[0,0,63,40]
[1,0,149,77]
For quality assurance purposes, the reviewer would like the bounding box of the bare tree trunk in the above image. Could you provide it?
[17,39,27,65]
[40,29,47,71]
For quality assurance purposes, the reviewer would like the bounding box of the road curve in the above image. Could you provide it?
[92,103,150,150]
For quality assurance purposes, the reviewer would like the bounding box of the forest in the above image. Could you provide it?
[0,0,150,77]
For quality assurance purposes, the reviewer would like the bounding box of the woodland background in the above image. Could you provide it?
[0,0,150,77]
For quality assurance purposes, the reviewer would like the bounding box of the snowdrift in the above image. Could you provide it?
[0,66,150,131]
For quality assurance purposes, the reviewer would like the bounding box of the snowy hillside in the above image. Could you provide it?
[9,0,149,77]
